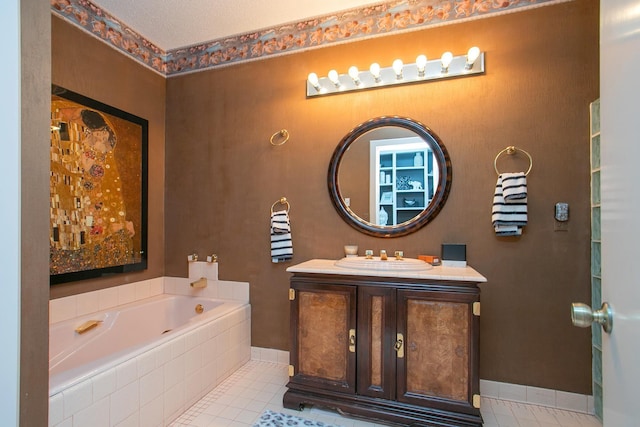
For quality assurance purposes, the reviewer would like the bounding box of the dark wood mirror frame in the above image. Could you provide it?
[328,116,452,237]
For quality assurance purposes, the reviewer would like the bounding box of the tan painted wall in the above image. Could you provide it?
[165,1,598,394]
[50,16,167,299]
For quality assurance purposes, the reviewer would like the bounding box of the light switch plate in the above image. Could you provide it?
[555,202,569,221]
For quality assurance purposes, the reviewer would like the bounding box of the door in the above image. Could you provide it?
[600,0,640,423]
[395,289,480,415]
[288,280,357,394]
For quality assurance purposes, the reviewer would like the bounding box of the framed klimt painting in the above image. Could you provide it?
[50,85,148,284]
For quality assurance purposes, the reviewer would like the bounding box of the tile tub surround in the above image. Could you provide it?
[49,277,250,427]
[188,260,219,282]
[49,276,249,324]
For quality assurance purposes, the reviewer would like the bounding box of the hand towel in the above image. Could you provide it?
[492,173,527,236]
[501,172,527,201]
[271,210,293,263]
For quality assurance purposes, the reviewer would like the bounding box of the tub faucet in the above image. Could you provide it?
[190,277,207,288]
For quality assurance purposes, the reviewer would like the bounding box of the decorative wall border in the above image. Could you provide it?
[52,0,570,77]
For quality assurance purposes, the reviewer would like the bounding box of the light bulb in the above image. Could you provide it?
[328,69,340,87]
[440,51,453,73]
[307,72,320,91]
[348,66,361,85]
[416,54,428,76]
[392,59,404,79]
[465,46,480,70]
[370,63,381,82]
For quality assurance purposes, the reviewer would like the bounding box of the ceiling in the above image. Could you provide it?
[90,0,384,51]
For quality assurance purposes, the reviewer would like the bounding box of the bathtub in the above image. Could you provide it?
[49,290,251,427]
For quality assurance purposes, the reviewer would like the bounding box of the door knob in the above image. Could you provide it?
[571,302,613,333]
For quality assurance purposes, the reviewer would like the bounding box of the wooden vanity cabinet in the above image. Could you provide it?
[287,281,357,395]
[284,273,482,427]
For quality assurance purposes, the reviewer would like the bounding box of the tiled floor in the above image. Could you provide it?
[170,360,602,427]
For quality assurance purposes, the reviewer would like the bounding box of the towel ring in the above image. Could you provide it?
[270,129,290,146]
[271,197,290,214]
[494,146,533,176]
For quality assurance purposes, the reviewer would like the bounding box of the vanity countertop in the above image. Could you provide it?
[286,258,487,283]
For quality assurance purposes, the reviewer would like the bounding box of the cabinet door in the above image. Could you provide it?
[396,289,480,414]
[289,280,357,394]
[357,286,396,400]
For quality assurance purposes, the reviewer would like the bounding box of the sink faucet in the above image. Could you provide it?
[380,250,388,260]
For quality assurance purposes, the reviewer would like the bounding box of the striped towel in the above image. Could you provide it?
[492,172,527,236]
[502,172,527,201]
[271,210,293,263]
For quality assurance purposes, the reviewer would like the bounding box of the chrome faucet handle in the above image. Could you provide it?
[365,250,374,259]
[187,253,198,262]
[207,254,218,263]
[395,251,404,260]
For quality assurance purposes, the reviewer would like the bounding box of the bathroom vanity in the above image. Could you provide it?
[284,258,486,427]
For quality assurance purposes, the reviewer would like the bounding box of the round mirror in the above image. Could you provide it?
[328,116,451,237]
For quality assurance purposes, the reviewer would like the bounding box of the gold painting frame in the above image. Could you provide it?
[50,85,148,284]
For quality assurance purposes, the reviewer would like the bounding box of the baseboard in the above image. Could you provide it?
[250,348,594,415]
[251,346,290,365]
[480,379,594,415]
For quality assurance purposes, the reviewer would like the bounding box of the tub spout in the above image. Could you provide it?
[190,277,207,288]
[75,320,102,334]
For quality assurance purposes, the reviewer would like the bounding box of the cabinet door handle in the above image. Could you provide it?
[395,333,404,358]
[349,329,356,353]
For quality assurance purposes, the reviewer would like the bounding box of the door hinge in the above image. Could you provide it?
[289,289,295,301]
[288,365,294,376]
[473,302,481,316]
[473,394,481,408]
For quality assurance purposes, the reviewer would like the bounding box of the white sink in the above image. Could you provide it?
[334,256,433,271]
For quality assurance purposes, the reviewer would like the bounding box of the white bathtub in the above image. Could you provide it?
[49,289,251,427]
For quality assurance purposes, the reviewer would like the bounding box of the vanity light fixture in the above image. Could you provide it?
[416,54,428,77]
[307,72,321,92]
[348,66,361,86]
[370,63,382,82]
[328,69,341,88]
[392,59,404,80]
[465,46,481,70]
[440,51,453,73]
[306,47,485,97]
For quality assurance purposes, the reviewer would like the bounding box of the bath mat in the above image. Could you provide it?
[253,409,343,427]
